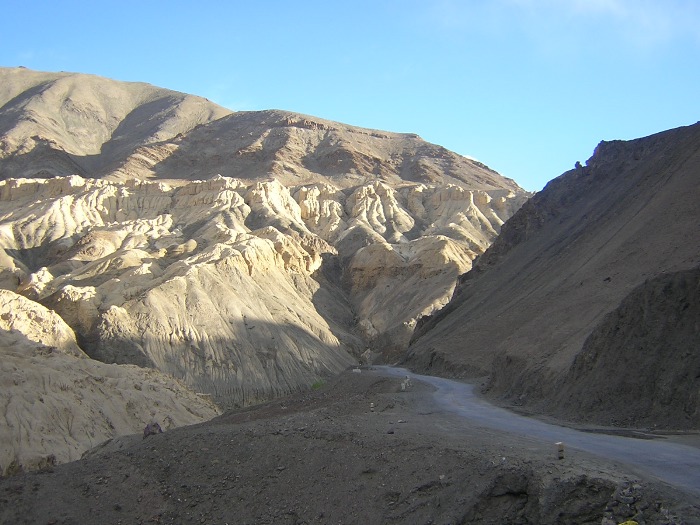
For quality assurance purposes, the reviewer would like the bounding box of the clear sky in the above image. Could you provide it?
[1,0,698,191]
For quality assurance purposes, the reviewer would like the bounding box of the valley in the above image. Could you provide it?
[2,368,699,524]
[0,66,699,523]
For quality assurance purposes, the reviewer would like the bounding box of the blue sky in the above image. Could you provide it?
[1,0,699,191]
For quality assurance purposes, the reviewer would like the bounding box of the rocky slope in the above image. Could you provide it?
[2,370,698,524]
[0,67,232,179]
[0,67,528,470]
[554,267,700,429]
[0,289,219,476]
[0,175,523,403]
[406,122,700,429]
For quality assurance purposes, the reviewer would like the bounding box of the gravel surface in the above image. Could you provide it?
[1,369,699,524]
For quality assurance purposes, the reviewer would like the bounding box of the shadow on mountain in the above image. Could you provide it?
[77,316,358,411]
[5,240,78,275]
[404,121,700,431]
[0,142,89,180]
[551,265,700,430]
[96,96,185,168]
[0,325,77,357]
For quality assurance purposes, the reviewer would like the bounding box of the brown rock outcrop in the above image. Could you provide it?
[406,122,700,429]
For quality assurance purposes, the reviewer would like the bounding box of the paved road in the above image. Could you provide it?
[379,366,700,496]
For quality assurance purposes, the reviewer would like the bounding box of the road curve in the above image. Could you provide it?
[378,366,700,496]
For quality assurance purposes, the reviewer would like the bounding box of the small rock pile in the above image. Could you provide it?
[601,482,684,525]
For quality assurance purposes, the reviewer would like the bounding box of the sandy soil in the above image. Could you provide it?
[1,369,699,525]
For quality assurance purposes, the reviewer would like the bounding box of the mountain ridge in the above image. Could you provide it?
[405,121,700,429]
[0,67,520,193]
[0,67,528,472]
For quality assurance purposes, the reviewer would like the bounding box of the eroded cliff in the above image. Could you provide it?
[0,174,525,406]
[0,67,529,470]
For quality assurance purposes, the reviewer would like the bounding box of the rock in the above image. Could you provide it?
[143,422,163,439]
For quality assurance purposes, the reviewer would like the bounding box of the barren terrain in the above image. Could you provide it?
[0,67,529,474]
[1,369,699,524]
[407,122,700,430]
[2,67,699,523]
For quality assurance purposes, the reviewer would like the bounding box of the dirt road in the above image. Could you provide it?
[1,368,699,524]
[380,366,700,497]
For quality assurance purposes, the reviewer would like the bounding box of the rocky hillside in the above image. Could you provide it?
[0,289,219,476]
[0,67,232,179]
[554,267,700,429]
[406,122,700,429]
[0,67,528,471]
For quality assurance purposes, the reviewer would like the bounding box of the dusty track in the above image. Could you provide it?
[1,369,699,524]
[381,366,700,497]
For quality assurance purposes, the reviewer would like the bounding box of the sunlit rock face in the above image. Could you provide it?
[0,175,526,404]
[0,289,220,476]
[0,66,529,470]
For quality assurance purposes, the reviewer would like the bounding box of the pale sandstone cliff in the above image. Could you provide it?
[0,289,220,476]
[0,67,529,470]
[0,174,524,405]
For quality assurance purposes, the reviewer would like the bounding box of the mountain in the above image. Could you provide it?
[406,122,700,429]
[0,67,232,179]
[0,67,519,192]
[0,288,219,475]
[0,67,528,472]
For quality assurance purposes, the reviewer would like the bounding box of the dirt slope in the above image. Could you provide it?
[0,289,219,476]
[554,266,700,429]
[406,122,700,429]
[120,109,519,190]
[0,67,520,194]
[0,67,231,179]
[1,370,698,525]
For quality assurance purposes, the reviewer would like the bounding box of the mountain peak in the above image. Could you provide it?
[0,67,521,194]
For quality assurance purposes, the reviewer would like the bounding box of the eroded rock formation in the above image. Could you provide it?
[0,67,529,469]
[0,174,524,405]
[0,289,219,476]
